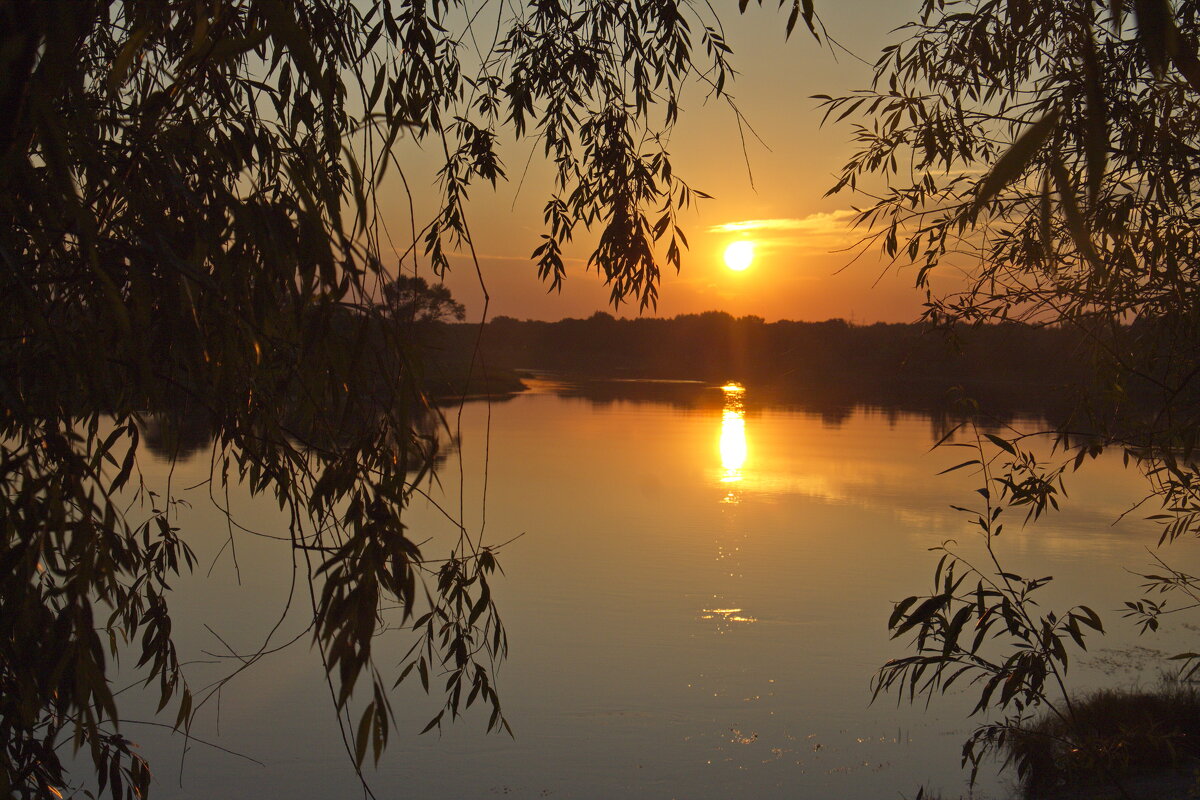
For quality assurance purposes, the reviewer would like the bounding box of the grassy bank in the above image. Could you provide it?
[1004,684,1200,799]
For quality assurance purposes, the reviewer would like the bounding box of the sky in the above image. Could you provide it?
[379,1,934,324]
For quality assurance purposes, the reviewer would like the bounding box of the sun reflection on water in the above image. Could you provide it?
[699,382,758,635]
[700,607,759,625]
[719,383,747,494]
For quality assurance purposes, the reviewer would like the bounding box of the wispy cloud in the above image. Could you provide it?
[708,210,858,234]
[708,210,862,255]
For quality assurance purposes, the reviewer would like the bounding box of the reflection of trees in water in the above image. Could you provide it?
[140,410,216,461]
[138,375,1048,462]
[554,379,719,410]
[138,396,474,474]
[548,377,1065,434]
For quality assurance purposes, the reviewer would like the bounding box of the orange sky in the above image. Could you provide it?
[379,2,940,324]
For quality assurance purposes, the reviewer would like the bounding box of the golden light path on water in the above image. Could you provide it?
[719,382,747,487]
[701,381,758,630]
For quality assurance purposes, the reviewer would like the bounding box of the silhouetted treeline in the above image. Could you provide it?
[442,311,1101,419]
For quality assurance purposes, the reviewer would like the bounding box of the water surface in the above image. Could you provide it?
[120,379,1190,799]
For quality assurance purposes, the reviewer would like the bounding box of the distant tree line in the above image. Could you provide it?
[447,311,1114,419]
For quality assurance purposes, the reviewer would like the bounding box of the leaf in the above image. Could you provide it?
[888,596,920,630]
[1038,169,1053,254]
[780,0,817,41]
[1064,617,1086,650]
[261,0,327,97]
[930,422,965,452]
[109,424,139,494]
[419,711,444,735]
[939,459,981,475]
[394,661,416,688]
[1076,605,1104,632]
[1081,31,1108,204]
[1051,158,1105,274]
[984,434,1017,456]
[801,0,818,40]
[894,594,948,636]
[971,109,1060,215]
[786,1,800,38]
[367,67,387,111]
[205,27,271,66]
[469,590,489,625]
[97,424,127,467]
[108,26,150,92]
[354,703,374,767]
[174,689,193,732]
[944,603,974,655]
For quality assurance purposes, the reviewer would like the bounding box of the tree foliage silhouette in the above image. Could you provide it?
[0,1,799,796]
[822,0,1200,789]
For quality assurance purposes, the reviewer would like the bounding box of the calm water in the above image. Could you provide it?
[116,379,1191,799]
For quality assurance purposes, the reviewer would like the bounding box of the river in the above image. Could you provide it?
[115,377,1191,799]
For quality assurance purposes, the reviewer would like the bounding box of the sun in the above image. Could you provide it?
[723,240,755,271]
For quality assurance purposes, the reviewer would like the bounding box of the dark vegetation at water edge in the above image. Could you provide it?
[445,312,1117,419]
[1003,683,1200,800]
[5,275,520,463]
[907,680,1200,800]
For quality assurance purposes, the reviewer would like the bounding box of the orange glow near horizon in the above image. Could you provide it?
[378,3,946,325]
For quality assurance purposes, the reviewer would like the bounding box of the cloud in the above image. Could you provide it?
[708,210,858,234]
[708,210,863,255]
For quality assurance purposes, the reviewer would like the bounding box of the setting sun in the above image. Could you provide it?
[723,240,755,271]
